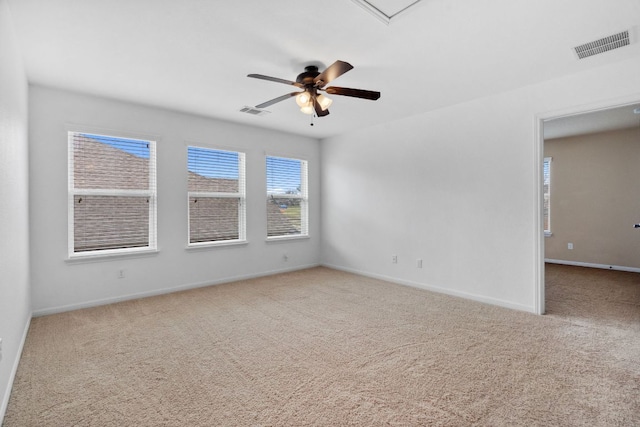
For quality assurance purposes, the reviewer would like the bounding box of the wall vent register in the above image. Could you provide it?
[573,29,633,59]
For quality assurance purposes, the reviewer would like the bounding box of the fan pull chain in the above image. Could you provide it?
[310,113,315,126]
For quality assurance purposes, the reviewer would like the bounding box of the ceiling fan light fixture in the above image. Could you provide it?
[317,94,333,111]
[298,91,314,114]
[248,60,380,119]
[296,91,311,107]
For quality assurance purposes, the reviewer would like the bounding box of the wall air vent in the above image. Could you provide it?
[239,106,270,116]
[573,30,631,59]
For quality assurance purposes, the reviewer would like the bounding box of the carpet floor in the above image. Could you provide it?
[3,265,639,426]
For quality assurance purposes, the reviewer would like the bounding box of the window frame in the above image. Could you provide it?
[543,156,552,236]
[68,131,157,259]
[265,155,309,240]
[186,145,247,248]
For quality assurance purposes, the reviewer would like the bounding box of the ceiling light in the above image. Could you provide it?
[297,91,314,114]
[317,94,333,111]
[296,92,311,107]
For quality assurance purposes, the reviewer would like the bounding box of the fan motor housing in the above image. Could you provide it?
[296,66,320,85]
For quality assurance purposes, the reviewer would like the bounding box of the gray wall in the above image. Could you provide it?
[29,86,321,315]
[0,0,31,419]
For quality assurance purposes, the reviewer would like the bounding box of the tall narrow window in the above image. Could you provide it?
[266,156,308,238]
[68,132,157,256]
[188,146,246,245]
[543,157,552,235]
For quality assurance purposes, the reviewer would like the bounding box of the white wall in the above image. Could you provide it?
[321,56,640,313]
[29,86,321,315]
[0,0,31,420]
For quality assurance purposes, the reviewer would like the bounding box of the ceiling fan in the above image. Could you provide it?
[247,60,380,118]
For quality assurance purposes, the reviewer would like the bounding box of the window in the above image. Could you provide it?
[188,146,246,245]
[68,132,157,256]
[266,156,308,238]
[543,157,552,235]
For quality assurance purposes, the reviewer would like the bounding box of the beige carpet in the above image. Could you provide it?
[4,265,640,426]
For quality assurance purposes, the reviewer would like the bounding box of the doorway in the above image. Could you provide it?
[535,98,640,314]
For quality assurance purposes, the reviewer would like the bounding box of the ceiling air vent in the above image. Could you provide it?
[239,106,270,116]
[574,30,631,59]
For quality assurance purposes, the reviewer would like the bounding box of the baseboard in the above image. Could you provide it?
[0,313,31,423]
[545,259,640,273]
[32,263,321,317]
[322,263,535,314]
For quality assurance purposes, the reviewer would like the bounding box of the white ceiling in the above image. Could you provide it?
[544,102,640,140]
[366,0,421,17]
[6,0,640,139]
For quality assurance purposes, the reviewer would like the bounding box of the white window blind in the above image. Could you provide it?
[68,132,157,256]
[188,146,246,245]
[543,157,552,234]
[266,156,308,238]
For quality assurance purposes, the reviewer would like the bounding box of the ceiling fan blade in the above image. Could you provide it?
[255,92,300,109]
[247,74,303,88]
[314,60,353,88]
[313,97,330,117]
[324,86,381,100]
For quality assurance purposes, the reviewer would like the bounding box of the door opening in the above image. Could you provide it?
[535,98,640,314]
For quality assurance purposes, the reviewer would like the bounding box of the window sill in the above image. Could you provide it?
[266,235,310,243]
[66,248,159,264]
[544,232,553,237]
[186,240,248,251]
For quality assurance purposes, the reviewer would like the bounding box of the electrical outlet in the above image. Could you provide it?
[417,259,423,268]
[568,243,573,250]
[392,255,398,264]
[283,254,288,262]
[118,269,125,279]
